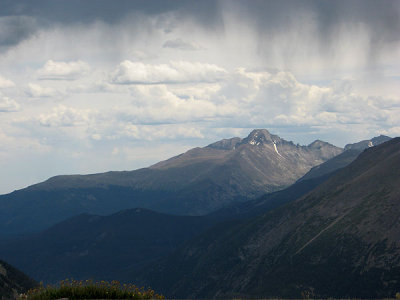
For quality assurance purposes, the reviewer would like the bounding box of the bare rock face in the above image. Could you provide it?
[0,129,342,236]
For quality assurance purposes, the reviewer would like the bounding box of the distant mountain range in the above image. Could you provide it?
[0,260,37,299]
[0,129,342,236]
[135,137,400,299]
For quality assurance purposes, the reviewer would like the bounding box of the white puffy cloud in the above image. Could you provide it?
[0,95,20,112]
[169,83,221,100]
[16,68,400,144]
[88,69,400,141]
[110,60,227,84]
[124,84,221,122]
[0,75,15,88]
[206,69,400,132]
[26,83,61,98]
[92,84,238,131]
[38,105,93,127]
[37,60,90,80]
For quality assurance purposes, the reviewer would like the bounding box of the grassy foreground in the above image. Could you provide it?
[20,279,164,299]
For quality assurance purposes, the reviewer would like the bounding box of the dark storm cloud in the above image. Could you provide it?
[2,0,399,37]
[224,0,400,40]
[0,0,222,27]
[225,0,400,63]
[313,0,400,42]
[0,0,222,49]
[1,0,399,59]
[0,15,38,49]
[309,0,400,60]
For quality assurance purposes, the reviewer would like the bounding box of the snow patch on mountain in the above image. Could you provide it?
[273,141,283,157]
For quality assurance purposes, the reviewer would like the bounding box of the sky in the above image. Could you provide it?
[0,0,399,194]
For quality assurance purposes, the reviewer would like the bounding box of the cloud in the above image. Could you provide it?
[37,60,90,80]
[203,68,400,132]
[0,0,222,30]
[110,60,227,84]
[0,95,20,112]
[0,75,15,88]
[67,81,130,94]
[381,126,400,137]
[117,84,236,125]
[17,68,400,143]
[0,127,51,158]
[163,38,203,51]
[0,15,38,49]
[26,83,61,98]
[224,1,400,66]
[119,124,204,141]
[38,105,93,127]
[86,121,206,144]
[91,68,400,137]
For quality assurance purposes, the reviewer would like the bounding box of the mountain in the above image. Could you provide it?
[0,171,335,284]
[297,149,361,182]
[344,135,392,151]
[212,135,392,220]
[136,138,400,299]
[0,260,37,300]
[0,129,342,236]
[0,209,215,284]
[0,159,345,285]
[299,135,392,181]
[209,173,333,221]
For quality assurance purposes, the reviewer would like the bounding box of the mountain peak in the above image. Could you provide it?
[242,129,280,146]
[308,140,333,149]
[371,135,392,144]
